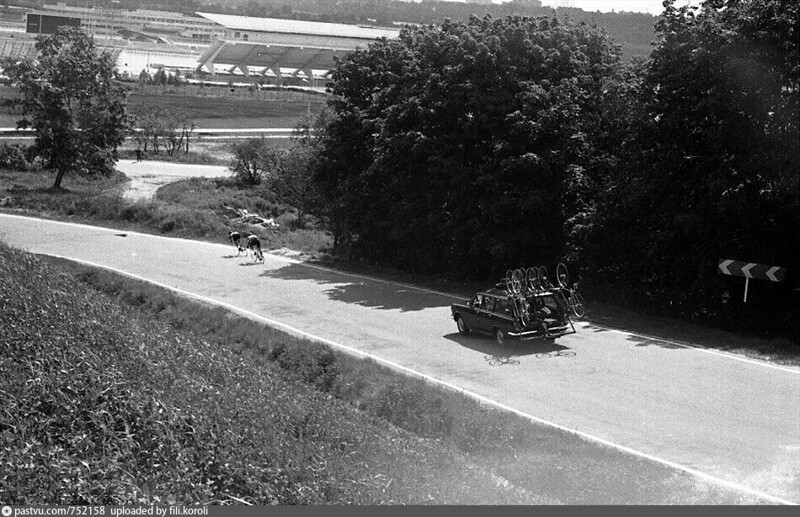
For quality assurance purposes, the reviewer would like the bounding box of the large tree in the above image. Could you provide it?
[2,27,128,188]
[583,0,799,328]
[314,15,623,278]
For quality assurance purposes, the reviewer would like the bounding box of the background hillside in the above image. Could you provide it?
[5,0,658,59]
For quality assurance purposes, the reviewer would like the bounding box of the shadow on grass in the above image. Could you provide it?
[443,331,573,365]
[259,261,453,312]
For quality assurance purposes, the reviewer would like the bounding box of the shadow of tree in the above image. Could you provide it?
[581,322,687,349]
[260,262,455,312]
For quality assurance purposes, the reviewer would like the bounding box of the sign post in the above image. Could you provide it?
[718,259,786,303]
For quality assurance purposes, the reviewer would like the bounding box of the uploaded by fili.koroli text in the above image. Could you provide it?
[1,507,209,517]
[111,508,208,517]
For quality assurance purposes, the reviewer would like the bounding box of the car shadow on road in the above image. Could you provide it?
[259,262,453,312]
[443,332,575,365]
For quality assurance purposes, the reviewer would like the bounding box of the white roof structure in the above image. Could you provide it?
[196,12,399,40]
[195,12,400,85]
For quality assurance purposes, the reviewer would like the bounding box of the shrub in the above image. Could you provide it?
[0,144,33,171]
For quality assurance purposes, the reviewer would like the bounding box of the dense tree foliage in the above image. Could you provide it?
[314,14,623,277]
[2,28,127,188]
[582,0,798,329]
[310,1,798,335]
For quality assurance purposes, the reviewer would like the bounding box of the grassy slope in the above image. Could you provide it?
[0,242,544,505]
[0,242,767,504]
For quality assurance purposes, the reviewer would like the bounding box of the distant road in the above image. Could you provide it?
[0,127,300,140]
[0,213,798,504]
[115,160,230,201]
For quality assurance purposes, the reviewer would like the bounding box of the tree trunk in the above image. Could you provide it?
[53,166,66,189]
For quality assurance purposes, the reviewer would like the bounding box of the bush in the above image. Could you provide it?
[0,144,33,171]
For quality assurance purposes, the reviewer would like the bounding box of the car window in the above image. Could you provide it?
[494,298,512,316]
[543,297,559,312]
[472,294,483,308]
[481,296,494,312]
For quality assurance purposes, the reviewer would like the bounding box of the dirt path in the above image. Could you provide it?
[115,159,231,201]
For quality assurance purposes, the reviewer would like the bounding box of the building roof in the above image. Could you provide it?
[196,12,399,40]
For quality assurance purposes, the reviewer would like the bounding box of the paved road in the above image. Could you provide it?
[1,213,798,504]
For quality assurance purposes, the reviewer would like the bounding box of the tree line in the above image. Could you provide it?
[304,0,798,335]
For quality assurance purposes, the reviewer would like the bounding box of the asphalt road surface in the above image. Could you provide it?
[1,213,798,504]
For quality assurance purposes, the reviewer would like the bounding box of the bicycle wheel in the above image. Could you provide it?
[572,292,586,318]
[556,262,569,288]
[526,267,538,291]
[538,266,550,289]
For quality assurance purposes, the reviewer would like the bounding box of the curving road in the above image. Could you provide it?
[1,213,798,504]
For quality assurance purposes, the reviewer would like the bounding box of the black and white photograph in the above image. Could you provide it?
[0,0,797,508]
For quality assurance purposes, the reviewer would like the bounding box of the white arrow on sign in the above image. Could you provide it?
[766,266,781,282]
[719,259,734,275]
[742,263,756,278]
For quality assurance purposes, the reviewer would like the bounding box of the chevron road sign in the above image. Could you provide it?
[718,259,786,303]
[718,260,786,282]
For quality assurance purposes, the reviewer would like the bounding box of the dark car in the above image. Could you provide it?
[451,287,575,344]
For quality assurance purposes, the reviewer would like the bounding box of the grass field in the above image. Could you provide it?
[0,84,325,130]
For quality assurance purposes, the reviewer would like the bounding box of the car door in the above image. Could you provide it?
[475,295,497,332]
[460,294,484,330]
[492,297,517,333]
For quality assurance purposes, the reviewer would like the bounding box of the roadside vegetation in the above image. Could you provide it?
[0,242,765,504]
[0,165,331,254]
[308,2,799,341]
[1,28,127,189]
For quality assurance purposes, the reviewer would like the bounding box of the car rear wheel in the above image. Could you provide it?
[494,328,506,345]
[456,316,470,335]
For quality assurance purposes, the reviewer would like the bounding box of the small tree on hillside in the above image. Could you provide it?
[229,138,281,186]
[1,27,127,188]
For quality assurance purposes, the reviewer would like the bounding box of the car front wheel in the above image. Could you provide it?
[456,316,470,335]
[495,328,506,345]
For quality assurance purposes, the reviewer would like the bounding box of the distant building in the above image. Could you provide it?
[25,13,81,35]
[38,2,222,42]
[195,12,400,88]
